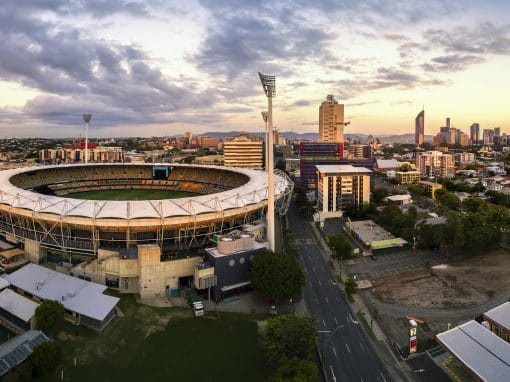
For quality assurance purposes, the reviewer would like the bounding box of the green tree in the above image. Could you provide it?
[371,188,389,204]
[28,341,63,378]
[272,357,319,382]
[345,278,358,296]
[263,314,317,364]
[251,251,305,302]
[462,198,487,213]
[35,300,65,335]
[328,234,352,260]
[435,189,461,210]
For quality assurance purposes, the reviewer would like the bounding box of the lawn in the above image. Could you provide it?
[66,189,198,201]
[41,295,269,382]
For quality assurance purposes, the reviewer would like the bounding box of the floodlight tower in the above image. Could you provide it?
[261,111,269,170]
[258,72,276,252]
[82,114,92,164]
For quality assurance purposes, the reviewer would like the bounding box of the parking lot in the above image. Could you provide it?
[345,249,450,280]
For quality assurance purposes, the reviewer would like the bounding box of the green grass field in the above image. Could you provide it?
[41,295,269,382]
[67,189,198,201]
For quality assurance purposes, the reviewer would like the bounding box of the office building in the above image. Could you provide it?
[316,165,371,213]
[415,110,424,145]
[416,151,455,178]
[470,123,480,145]
[223,135,263,169]
[319,95,345,144]
[347,144,372,159]
[483,129,495,145]
[299,142,342,190]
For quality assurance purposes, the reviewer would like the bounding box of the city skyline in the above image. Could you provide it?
[0,1,509,138]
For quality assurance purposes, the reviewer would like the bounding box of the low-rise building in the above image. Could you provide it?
[385,194,412,205]
[457,152,475,164]
[395,171,421,185]
[418,181,443,200]
[483,301,510,343]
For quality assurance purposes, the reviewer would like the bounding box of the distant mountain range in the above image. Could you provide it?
[197,131,433,143]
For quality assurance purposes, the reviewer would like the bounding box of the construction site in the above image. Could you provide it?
[362,249,510,353]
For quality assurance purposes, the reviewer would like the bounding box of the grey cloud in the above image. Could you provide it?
[423,54,485,72]
[291,100,312,107]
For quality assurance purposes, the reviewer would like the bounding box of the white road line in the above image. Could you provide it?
[318,280,322,286]
[312,267,316,272]
[325,297,329,303]
[329,365,337,382]
[360,342,365,351]
[334,317,338,325]
[332,346,337,357]
[315,298,318,304]
[323,319,326,328]
[379,372,387,382]
[345,343,351,354]
[309,281,312,287]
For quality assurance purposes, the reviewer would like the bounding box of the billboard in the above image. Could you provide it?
[409,327,417,354]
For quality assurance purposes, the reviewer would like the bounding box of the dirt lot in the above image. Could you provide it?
[372,250,510,309]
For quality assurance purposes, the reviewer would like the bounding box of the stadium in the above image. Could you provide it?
[0,164,293,259]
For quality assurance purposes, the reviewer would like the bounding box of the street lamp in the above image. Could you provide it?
[259,72,276,252]
[82,114,92,164]
[261,111,269,171]
[319,324,344,380]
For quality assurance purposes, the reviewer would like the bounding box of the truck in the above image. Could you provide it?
[187,288,204,317]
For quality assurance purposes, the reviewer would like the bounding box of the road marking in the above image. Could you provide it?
[379,372,387,382]
[349,314,358,325]
[312,267,316,272]
[309,281,312,287]
[318,280,322,286]
[329,365,337,382]
[334,317,338,325]
[325,297,329,303]
[315,298,318,304]
[323,319,326,328]
[360,342,365,351]
[345,343,351,354]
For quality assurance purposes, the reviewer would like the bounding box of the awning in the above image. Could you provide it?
[0,248,24,259]
[221,281,251,292]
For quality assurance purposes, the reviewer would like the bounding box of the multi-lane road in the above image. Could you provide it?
[287,206,394,382]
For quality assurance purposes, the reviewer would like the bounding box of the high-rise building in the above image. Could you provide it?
[470,123,480,145]
[416,151,455,178]
[494,127,501,137]
[299,142,342,190]
[483,129,495,145]
[316,165,371,213]
[319,95,344,144]
[347,144,372,159]
[415,110,424,145]
[223,135,263,168]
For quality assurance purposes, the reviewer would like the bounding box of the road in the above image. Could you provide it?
[287,205,393,382]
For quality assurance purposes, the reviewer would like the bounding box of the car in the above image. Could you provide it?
[370,255,377,261]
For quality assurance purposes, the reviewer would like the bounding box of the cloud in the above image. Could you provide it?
[423,54,485,72]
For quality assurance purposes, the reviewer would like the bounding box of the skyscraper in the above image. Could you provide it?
[415,109,424,145]
[470,123,480,145]
[319,95,344,143]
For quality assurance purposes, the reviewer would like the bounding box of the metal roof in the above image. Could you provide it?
[436,320,510,382]
[0,330,49,376]
[0,288,38,322]
[484,302,510,332]
[3,263,119,322]
[0,164,290,220]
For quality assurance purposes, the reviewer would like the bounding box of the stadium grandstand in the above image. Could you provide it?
[0,164,292,259]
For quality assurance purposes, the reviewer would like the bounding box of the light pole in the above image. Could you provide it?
[82,114,92,164]
[261,111,269,171]
[259,72,276,252]
[320,324,344,381]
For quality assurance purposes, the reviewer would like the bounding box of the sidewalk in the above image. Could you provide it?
[308,222,416,382]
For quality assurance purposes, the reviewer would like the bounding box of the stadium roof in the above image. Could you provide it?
[0,164,291,220]
[436,320,510,382]
[3,263,119,321]
[0,288,38,322]
[484,302,510,332]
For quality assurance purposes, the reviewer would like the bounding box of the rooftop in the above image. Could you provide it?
[0,330,49,376]
[436,320,510,382]
[0,288,38,322]
[349,220,400,244]
[484,302,510,332]
[3,263,119,321]
[315,164,372,174]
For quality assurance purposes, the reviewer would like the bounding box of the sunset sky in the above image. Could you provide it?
[0,0,509,138]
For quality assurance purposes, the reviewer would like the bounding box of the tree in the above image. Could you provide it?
[345,278,358,296]
[35,300,65,335]
[28,341,63,377]
[272,357,319,382]
[251,251,305,302]
[328,235,352,260]
[263,314,317,364]
[435,189,460,210]
[371,188,389,205]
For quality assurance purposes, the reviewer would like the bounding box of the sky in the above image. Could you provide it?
[0,0,509,138]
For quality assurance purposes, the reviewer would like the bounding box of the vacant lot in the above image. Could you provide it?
[41,295,269,382]
[372,250,510,309]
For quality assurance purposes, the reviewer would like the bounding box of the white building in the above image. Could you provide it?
[316,165,371,214]
[223,135,263,169]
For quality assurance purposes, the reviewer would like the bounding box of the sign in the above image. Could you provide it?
[409,326,418,354]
